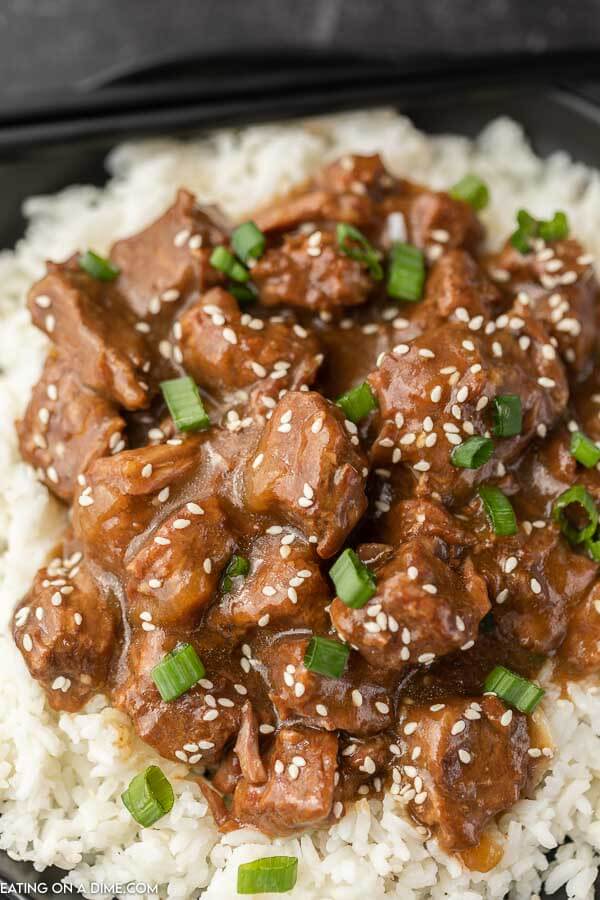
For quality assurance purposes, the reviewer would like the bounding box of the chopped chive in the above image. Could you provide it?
[538,211,569,243]
[232,221,266,262]
[160,376,210,432]
[478,485,518,536]
[553,484,599,545]
[121,766,174,827]
[330,548,376,609]
[337,382,377,423]
[237,856,298,894]
[304,636,350,678]
[451,435,494,469]
[221,554,250,593]
[227,281,257,303]
[336,223,383,279]
[449,174,489,211]
[570,430,600,468]
[79,250,120,281]
[151,643,205,702]
[585,536,600,562]
[510,209,538,254]
[209,245,249,282]
[484,665,545,714]
[387,241,425,302]
[493,395,522,438]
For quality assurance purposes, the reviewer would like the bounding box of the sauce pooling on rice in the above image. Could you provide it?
[11,153,600,857]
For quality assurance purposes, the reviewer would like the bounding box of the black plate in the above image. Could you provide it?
[1,58,599,899]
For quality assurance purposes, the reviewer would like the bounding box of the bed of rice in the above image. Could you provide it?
[1,109,600,900]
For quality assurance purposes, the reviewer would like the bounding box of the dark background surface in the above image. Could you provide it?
[1,0,600,99]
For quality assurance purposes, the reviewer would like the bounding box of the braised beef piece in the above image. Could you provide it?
[330,539,489,671]
[29,261,152,410]
[245,390,368,558]
[16,352,126,502]
[12,540,119,711]
[397,696,530,851]
[178,287,322,415]
[15,154,600,852]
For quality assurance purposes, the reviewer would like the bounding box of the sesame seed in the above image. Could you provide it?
[352,689,363,707]
[404,721,418,735]
[451,720,466,735]
[501,709,513,727]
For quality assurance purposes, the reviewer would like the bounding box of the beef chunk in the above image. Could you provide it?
[336,734,392,802]
[207,532,329,635]
[559,583,600,675]
[377,498,474,556]
[421,249,500,322]
[251,225,374,313]
[125,497,235,628]
[234,701,267,784]
[73,438,202,571]
[230,727,338,835]
[474,524,597,654]
[28,262,151,409]
[245,391,368,557]
[16,353,126,502]
[368,311,568,504]
[12,543,118,711]
[111,189,228,319]
[178,287,321,414]
[409,189,483,255]
[112,628,244,766]
[490,238,598,379]
[330,539,489,671]
[259,634,396,736]
[398,696,530,851]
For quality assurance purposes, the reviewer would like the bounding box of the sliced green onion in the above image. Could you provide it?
[585,536,600,562]
[478,485,518,536]
[227,281,257,304]
[336,223,383,280]
[304,636,350,678]
[484,665,545,714]
[221,554,250,593]
[553,484,599,545]
[510,209,538,254]
[493,395,522,438]
[160,376,210,432]
[449,174,489,211]
[387,242,425,302]
[538,211,569,243]
[451,436,494,469]
[79,250,120,281]
[337,382,378,423]
[570,430,600,468]
[237,856,298,894]
[151,643,205,702]
[329,548,376,609]
[121,766,174,827]
[232,221,266,262]
[209,245,249,282]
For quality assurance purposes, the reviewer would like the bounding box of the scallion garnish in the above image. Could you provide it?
[585,537,600,562]
[232,221,266,262]
[451,435,494,469]
[237,856,298,895]
[553,484,599,545]
[484,665,545,714]
[304,636,350,678]
[478,485,518,536]
[337,382,377,423]
[387,241,425,302]
[227,282,257,304]
[449,174,489,211]
[160,376,210,432]
[493,394,522,438]
[151,643,205,702]
[121,766,174,827]
[79,250,120,281]
[209,245,249,282]
[330,548,376,609]
[221,554,250,593]
[538,211,569,243]
[510,209,569,254]
[570,430,600,468]
[336,223,383,280]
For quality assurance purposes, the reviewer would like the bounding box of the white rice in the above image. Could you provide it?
[1,108,600,900]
